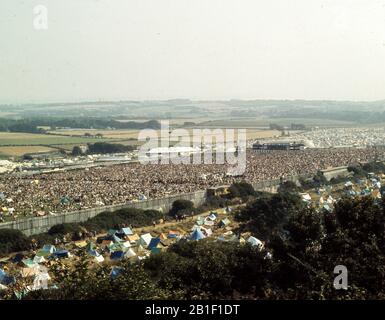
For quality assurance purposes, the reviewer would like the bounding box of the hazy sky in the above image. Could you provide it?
[1,0,385,103]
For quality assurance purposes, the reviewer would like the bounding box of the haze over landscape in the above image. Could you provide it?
[2,0,385,103]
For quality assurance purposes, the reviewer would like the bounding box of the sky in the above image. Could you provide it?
[1,0,385,103]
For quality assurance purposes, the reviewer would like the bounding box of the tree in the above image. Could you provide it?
[71,146,83,156]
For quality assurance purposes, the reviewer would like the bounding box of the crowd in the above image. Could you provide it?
[0,147,384,218]
[290,127,385,148]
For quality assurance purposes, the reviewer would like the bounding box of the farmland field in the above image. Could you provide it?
[0,132,108,146]
[0,146,58,157]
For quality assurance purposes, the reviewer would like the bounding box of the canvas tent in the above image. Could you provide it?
[124,248,137,259]
[127,234,140,244]
[139,233,153,247]
[110,251,124,260]
[247,236,264,250]
[219,218,231,227]
[190,228,206,241]
[120,227,133,236]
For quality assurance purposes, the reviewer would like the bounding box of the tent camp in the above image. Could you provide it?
[190,228,206,241]
[139,233,153,247]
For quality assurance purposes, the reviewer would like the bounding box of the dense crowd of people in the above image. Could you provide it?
[0,147,384,218]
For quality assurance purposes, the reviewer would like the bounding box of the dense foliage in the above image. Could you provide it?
[0,229,30,255]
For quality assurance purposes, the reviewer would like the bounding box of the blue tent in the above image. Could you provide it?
[110,267,124,279]
[190,228,206,241]
[151,247,161,255]
[147,237,161,250]
[53,250,70,259]
[0,269,16,286]
[110,251,124,260]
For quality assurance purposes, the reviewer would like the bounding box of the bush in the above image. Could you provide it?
[48,223,82,236]
[228,182,256,199]
[169,200,194,217]
[82,208,164,232]
[0,229,30,255]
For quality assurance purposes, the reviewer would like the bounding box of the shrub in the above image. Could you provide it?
[0,229,30,255]
[169,200,194,217]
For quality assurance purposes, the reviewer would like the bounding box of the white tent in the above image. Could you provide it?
[301,193,312,201]
[95,255,105,263]
[122,241,132,248]
[247,236,264,250]
[139,233,152,247]
[33,255,46,264]
[125,248,137,258]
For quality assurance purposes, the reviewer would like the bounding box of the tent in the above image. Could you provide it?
[22,259,38,268]
[208,213,217,221]
[95,255,105,263]
[323,204,332,212]
[33,256,46,265]
[110,251,124,260]
[42,245,56,254]
[204,220,214,226]
[122,241,132,248]
[127,234,140,244]
[150,247,161,255]
[21,267,40,278]
[147,237,161,250]
[124,248,137,259]
[219,218,231,227]
[167,231,179,238]
[159,233,168,240]
[247,236,263,250]
[30,271,51,291]
[196,217,205,226]
[53,250,70,259]
[74,241,87,248]
[110,267,124,279]
[0,269,16,285]
[120,227,133,236]
[301,193,312,201]
[190,228,206,241]
[107,229,117,236]
[139,233,153,247]
[112,234,123,243]
[12,253,25,263]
